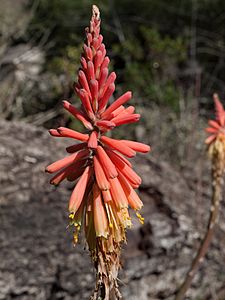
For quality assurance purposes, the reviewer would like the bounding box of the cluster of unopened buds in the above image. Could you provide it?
[46,5,150,298]
[206,93,225,153]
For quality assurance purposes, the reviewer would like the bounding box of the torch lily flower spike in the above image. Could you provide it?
[176,94,225,300]
[205,93,225,145]
[46,5,150,300]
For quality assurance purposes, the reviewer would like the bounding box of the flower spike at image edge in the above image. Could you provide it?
[175,93,225,300]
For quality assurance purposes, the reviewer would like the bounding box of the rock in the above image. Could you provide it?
[0,120,225,300]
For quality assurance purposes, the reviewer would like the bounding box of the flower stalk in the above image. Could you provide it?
[175,94,225,300]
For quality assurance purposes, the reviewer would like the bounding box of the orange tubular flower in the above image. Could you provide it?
[205,93,225,145]
[46,5,150,299]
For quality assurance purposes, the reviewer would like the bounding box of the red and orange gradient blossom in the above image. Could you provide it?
[205,94,225,145]
[46,5,150,259]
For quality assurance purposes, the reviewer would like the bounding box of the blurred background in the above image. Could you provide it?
[2,0,225,165]
[1,0,225,299]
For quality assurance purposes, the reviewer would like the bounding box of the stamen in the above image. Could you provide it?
[136,212,145,224]
[105,203,113,228]
[108,203,119,230]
